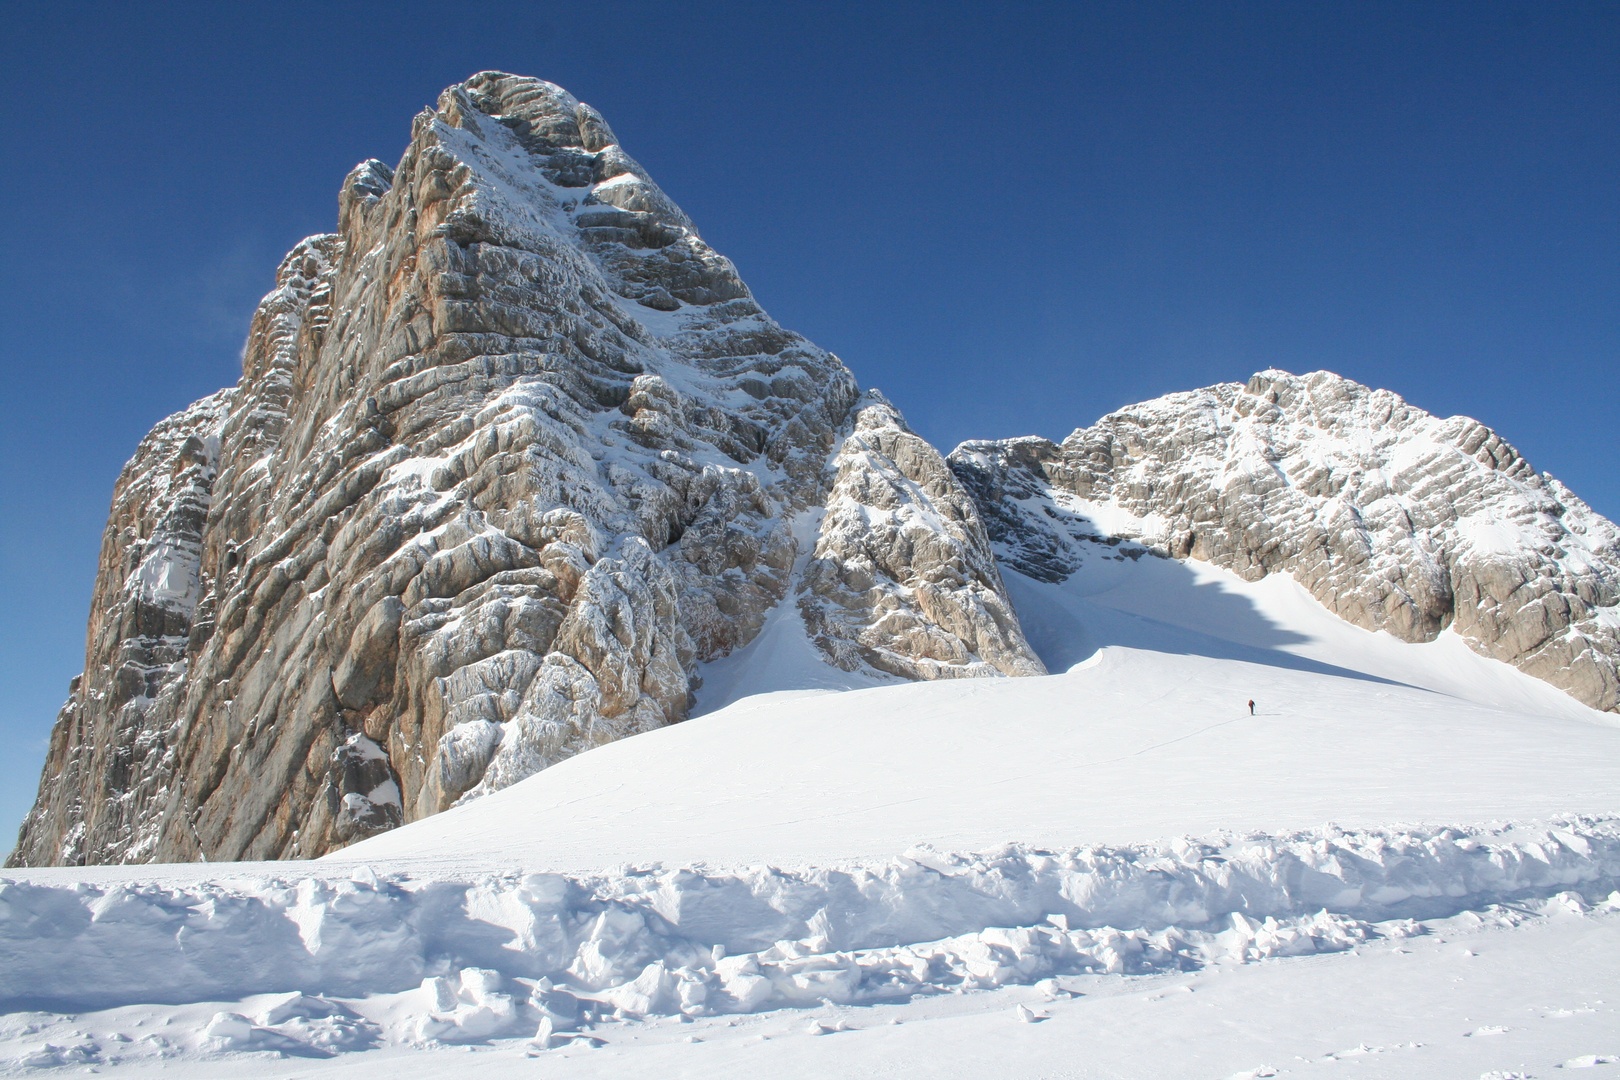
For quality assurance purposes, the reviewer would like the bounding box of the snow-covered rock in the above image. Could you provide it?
[949,369,1620,712]
[800,397,1043,680]
[8,73,1038,867]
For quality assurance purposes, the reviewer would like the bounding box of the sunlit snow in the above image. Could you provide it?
[3,549,1618,1077]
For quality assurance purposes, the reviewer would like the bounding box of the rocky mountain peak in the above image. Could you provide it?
[8,74,1040,867]
[950,368,1620,712]
[13,76,1616,871]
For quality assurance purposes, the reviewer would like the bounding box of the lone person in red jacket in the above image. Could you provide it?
[1248,699,1255,715]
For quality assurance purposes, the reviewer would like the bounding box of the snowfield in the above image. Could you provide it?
[4,552,1619,1077]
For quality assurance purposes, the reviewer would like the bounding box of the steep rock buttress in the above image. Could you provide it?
[10,74,1040,867]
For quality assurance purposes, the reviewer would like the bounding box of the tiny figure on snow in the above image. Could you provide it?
[1248,699,1255,715]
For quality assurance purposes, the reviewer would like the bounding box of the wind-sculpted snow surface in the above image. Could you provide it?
[951,369,1620,711]
[10,74,1038,866]
[1,819,1616,1057]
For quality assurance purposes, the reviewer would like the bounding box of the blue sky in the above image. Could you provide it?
[1,0,1616,852]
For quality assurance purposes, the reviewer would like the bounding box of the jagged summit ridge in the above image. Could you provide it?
[949,368,1620,712]
[9,73,1040,867]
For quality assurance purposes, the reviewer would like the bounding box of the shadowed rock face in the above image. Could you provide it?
[10,73,1040,867]
[950,369,1620,713]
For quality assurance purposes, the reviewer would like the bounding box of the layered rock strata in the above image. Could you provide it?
[950,369,1620,712]
[803,397,1043,680]
[10,73,1040,867]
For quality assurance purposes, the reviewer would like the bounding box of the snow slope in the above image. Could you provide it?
[3,898,1617,1078]
[324,548,1617,874]
[4,549,1619,1075]
[1003,545,1605,724]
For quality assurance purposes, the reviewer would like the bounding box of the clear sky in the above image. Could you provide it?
[1,0,1616,854]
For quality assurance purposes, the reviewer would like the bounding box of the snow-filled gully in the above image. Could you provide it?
[3,817,1619,1064]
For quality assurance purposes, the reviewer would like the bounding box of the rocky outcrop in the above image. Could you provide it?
[10,73,1039,867]
[950,369,1620,712]
[16,394,231,867]
[802,397,1044,680]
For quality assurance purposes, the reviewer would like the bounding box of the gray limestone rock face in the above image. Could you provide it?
[801,398,1045,680]
[949,369,1620,713]
[8,393,230,866]
[10,73,1040,867]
